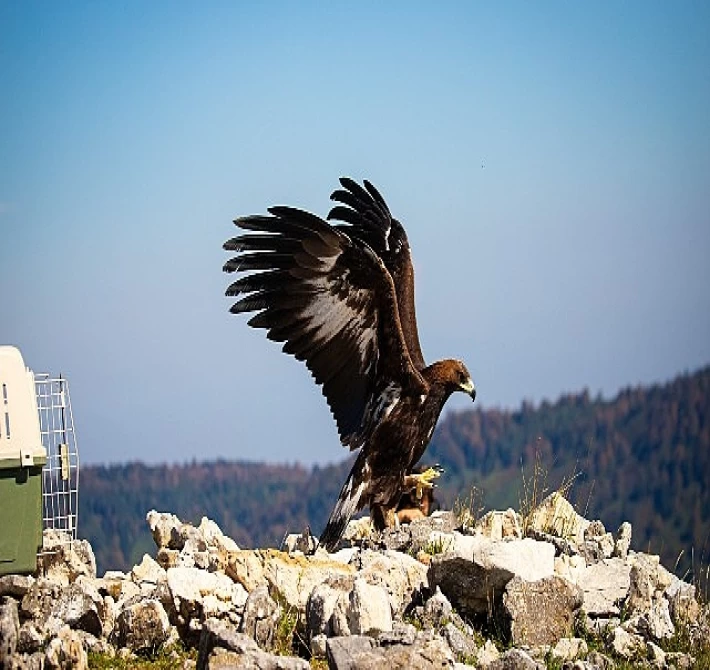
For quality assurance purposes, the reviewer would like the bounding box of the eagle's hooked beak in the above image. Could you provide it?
[460,378,476,402]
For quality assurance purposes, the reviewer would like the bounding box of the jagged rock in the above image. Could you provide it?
[525,528,577,557]
[197,618,308,670]
[550,637,588,662]
[167,566,248,628]
[422,587,453,629]
[624,598,675,641]
[581,521,615,563]
[326,635,376,670]
[475,509,523,540]
[19,580,63,637]
[226,550,267,593]
[355,549,429,614]
[51,581,105,638]
[111,598,171,652]
[283,532,317,555]
[306,575,354,640]
[36,532,96,587]
[428,536,555,617]
[526,492,589,546]
[331,578,392,636]
[198,517,240,554]
[487,648,541,670]
[476,639,501,667]
[0,576,34,600]
[501,575,583,646]
[343,517,374,546]
[197,617,258,667]
[146,511,183,549]
[17,621,45,654]
[378,632,454,668]
[614,522,632,559]
[378,621,417,646]
[576,557,630,617]
[441,622,478,661]
[130,554,167,590]
[554,554,586,584]
[261,550,355,613]
[665,577,700,624]
[239,585,280,650]
[44,625,87,670]
[377,511,459,554]
[310,632,328,658]
[609,626,644,659]
[73,629,114,656]
[155,548,180,570]
[0,597,20,663]
[626,552,673,615]
[147,512,235,573]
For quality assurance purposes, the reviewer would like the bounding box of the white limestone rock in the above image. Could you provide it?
[44,625,88,670]
[167,566,248,623]
[261,550,354,614]
[576,557,631,618]
[474,509,523,540]
[526,492,589,546]
[428,536,555,617]
[111,598,172,652]
[332,578,393,636]
[355,549,429,614]
[37,531,96,587]
[550,637,588,662]
[609,626,644,659]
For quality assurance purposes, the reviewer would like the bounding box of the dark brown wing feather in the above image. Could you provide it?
[327,178,426,370]
[224,205,425,450]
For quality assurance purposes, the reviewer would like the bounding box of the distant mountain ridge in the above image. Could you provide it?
[80,365,710,580]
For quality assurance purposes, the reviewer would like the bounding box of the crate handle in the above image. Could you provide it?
[59,443,70,481]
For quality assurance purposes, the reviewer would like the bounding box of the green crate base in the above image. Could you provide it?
[0,466,43,576]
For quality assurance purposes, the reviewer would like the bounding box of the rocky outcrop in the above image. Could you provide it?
[0,499,707,670]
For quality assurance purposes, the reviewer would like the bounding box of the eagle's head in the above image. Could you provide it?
[432,359,476,402]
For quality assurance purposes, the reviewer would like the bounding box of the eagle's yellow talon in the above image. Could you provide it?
[405,466,443,500]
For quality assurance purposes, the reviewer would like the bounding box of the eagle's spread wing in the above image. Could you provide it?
[223,205,425,451]
[327,177,426,370]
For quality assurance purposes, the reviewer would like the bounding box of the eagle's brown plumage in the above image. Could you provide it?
[223,178,476,550]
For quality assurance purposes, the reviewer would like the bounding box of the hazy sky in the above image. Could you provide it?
[1,2,708,466]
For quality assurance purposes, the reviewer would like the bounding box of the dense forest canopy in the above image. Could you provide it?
[80,365,709,584]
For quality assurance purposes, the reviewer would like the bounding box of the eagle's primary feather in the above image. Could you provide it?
[224,178,476,550]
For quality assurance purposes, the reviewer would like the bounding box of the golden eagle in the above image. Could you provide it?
[223,178,476,550]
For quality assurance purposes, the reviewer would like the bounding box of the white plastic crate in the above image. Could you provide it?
[0,346,80,550]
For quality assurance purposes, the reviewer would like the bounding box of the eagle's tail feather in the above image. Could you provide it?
[319,460,368,552]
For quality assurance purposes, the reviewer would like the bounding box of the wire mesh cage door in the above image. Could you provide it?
[35,374,79,543]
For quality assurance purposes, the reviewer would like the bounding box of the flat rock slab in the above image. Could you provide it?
[576,557,630,618]
[326,633,454,670]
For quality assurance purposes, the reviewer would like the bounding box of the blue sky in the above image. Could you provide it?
[1,2,708,466]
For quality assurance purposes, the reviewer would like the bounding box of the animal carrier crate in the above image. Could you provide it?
[0,346,80,574]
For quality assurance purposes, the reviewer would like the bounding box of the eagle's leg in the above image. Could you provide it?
[403,465,444,501]
[371,503,399,530]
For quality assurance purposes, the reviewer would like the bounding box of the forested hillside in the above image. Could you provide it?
[80,366,709,582]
